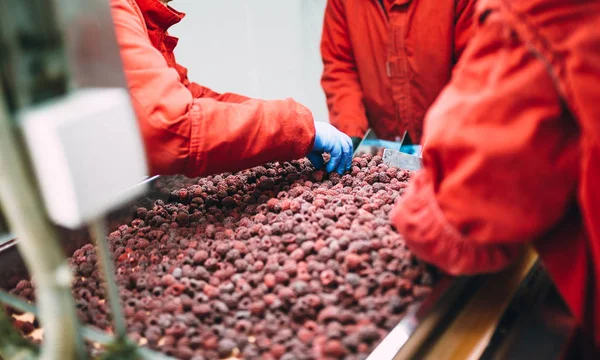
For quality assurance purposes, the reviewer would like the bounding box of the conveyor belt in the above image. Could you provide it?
[0,175,579,359]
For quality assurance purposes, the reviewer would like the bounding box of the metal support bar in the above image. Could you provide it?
[89,218,127,340]
[0,82,83,360]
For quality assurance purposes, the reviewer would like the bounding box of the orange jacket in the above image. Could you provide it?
[320,0,477,142]
[110,0,316,177]
[391,0,600,348]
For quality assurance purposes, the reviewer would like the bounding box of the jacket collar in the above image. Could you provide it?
[135,0,185,32]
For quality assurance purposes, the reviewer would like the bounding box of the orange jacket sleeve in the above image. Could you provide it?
[320,0,368,138]
[454,0,478,63]
[391,12,580,275]
[175,61,251,103]
[111,0,315,177]
[187,81,251,103]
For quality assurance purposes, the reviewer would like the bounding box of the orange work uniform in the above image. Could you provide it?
[321,0,477,143]
[110,0,316,177]
[392,0,600,350]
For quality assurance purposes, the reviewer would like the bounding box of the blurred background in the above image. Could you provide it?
[169,0,329,123]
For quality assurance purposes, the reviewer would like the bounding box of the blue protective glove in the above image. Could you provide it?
[400,144,422,155]
[307,122,353,175]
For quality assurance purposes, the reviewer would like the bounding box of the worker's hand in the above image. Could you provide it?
[351,137,362,153]
[308,122,353,175]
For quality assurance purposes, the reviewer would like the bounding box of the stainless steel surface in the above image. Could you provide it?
[369,276,483,359]
[479,263,577,360]
[383,148,423,171]
[354,129,407,158]
[353,129,376,156]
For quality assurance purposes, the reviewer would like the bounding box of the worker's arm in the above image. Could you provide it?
[453,0,478,63]
[391,11,580,275]
[111,0,315,177]
[320,0,369,139]
[176,63,251,103]
[188,82,251,103]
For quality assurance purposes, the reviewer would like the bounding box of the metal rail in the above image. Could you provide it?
[0,290,175,360]
[0,79,83,360]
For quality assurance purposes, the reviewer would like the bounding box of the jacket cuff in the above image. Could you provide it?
[294,102,317,157]
[391,171,522,275]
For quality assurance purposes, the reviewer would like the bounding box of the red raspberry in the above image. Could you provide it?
[161,274,177,287]
[378,272,397,289]
[202,335,219,350]
[192,303,211,317]
[358,342,370,353]
[263,293,278,306]
[249,301,266,316]
[267,198,280,211]
[312,171,325,182]
[277,287,295,301]
[203,284,219,299]
[274,271,290,285]
[177,189,188,202]
[297,328,314,344]
[320,269,336,286]
[264,273,277,288]
[313,199,326,208]
[317,306,340,323]
[144,326,162,344]
[322,339,348,357]
[254,260,265,271]
[270,343,286,358]
[344,253,363,271]
[192,250,208,264]
[314,239,327,252]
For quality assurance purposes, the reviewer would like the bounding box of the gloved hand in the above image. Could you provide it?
[351,137,362,153]
[308,122,353,175]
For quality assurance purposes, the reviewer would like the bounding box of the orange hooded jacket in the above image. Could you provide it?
[110,0,316,178]
[320,0,477,143]
[391,0,600,349]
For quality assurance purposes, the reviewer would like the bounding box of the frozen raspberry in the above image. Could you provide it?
[249,301,266,316]
[202,284,219,299]
[319,269,336,287]
[274,271,290,285]
[314,239,327,252]
[317,306,340,323]
[217,338,237,358]
[192,250,208,264]
[264,273,277,288]
[144,325,162,344]
[312,170,325,182]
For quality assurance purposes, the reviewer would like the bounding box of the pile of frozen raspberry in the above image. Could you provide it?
[11,154,435,360]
